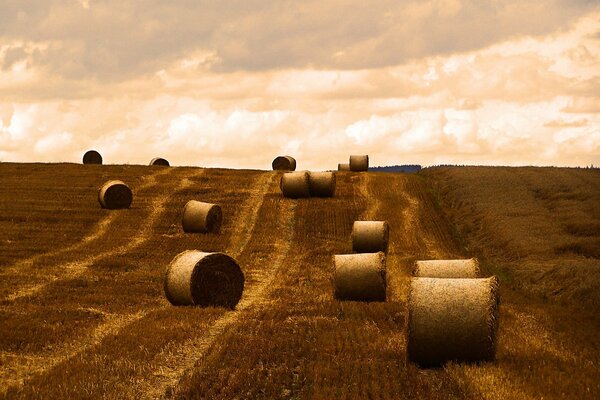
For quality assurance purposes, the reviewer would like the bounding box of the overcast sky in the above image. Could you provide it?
[1,0,599,169]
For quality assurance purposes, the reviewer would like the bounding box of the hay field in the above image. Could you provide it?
[0,163,598,399]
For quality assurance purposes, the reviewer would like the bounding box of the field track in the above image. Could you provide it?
[0,163,598,399]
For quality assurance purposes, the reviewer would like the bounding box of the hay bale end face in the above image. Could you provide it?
[408,276,500,366]
[352,221,389,253]
[164,250,244,308]
[281,171,310,198]
[308,171,336,197]
[272,155,297,171]
[349,155,369,171]
[150,157,170,166]
[98,180,132,209]
[83,150,102,165]
[182,200,222,233]
[333,252,386,302]
[414,258,480,278]
[338,163,350,171]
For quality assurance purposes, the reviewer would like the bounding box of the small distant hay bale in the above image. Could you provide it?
[308,171,336,197]
[164,250,244,308]
[349,155,368,171]
[83,150,102,165]
[332,252,386,302]
[150,157,170,166]
[352,221,389,253]
[182,200,222,233]
[338,163,350,171]
[272,156,297,171]
[98,180,132,209]
[408,276,500,366]
[414,258,480,278]
[281,171,310,198]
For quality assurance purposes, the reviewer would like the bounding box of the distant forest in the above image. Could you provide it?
[369,165,422,173]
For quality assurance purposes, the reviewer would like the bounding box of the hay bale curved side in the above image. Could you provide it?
[308,171,336,197]
[182,200,222,233]
[98,180,133,209]
[164,250,245,309]
[349,155,368,171]
[150,157,170,166]
[332,252,386,301]
[281,171,310,198]
[414,258,480,278]
[352,221,389,253]
[272,155,297,171]
[338,163,350,171]
[408,276,500,366]
[83,150,102,165]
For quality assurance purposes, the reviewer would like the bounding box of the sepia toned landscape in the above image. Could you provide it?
[1,162,598,399]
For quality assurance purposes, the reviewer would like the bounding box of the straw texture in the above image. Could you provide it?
[150,157,170,166]
[308,171,336,197]
[338,163,350,171]
[98,180,132,209]
[272,156,297,171]
[182,200,222,233]
[281,171,310,198]
[349,155,369,171]
[83,150,102,165]
[164,250,245,308]
[332,252,386,302]
[352,221,389,253]
[408,276,500,366]
[414,258,480,278]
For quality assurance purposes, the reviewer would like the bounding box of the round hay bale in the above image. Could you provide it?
[164,250,244,308]
[338,163,350,171]
[182,200,222,233]
[352,221,389,253]
[83,150,102,165]
[349,155,368,171]
[408,276,500,366]
[98,180,132,209]
[150,157,170,166]
[280,171,310,198]
[332,252,386,302]
[414,258,480,278]
[308,171,336,197]
[272,155,297,171]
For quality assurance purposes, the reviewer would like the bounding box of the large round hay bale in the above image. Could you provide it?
[272,155,297,171]
[182,200,222,233]
[164,250,244,308]
[83,150,102,165]
[408,276,500,366]
[308,171,336,197]
[150,157,170,166]
[352,221,389,253]
[414,258,479,278]
[349,155,368,171]
[98,180,132,209]
[338,163,350,171]
[332,252,386,302]
[281,171,310,198]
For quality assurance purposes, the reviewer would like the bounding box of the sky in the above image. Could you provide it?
[1,0,599,169]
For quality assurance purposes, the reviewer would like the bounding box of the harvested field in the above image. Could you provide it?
[0,163,598,399]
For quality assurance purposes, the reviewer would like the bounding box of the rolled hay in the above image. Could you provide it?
[414,258,480,278]
[83,150,102,165]
[308,171,336,197]
[349,155,369,171]
[164,250,244,308]
[352,221,389,253]
[280,171,310,198]
[98,180,132,209]
[332,252,386,301]
[408,276,500,366]
[182,200,222,233]
[272,155,297,171]
[150,157,170,166]
[338,163,350,171]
